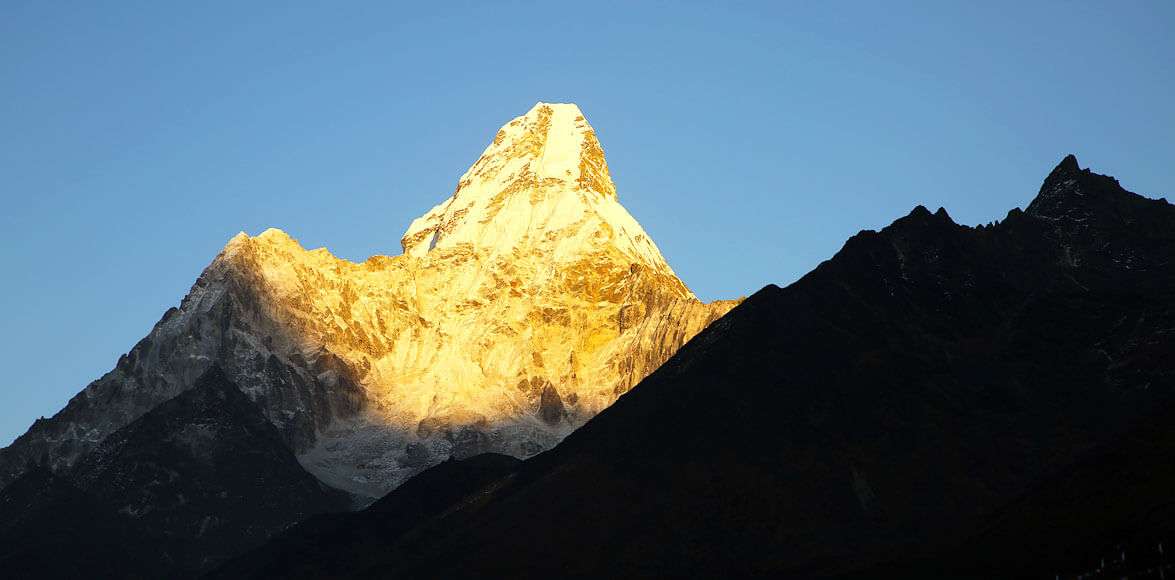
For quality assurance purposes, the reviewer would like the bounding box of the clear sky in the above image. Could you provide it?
[2,1,1172,445]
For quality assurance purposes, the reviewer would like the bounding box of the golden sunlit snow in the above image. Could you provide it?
[219,104,736,431]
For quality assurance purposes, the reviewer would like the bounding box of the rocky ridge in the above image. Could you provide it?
[0,102,737,497]
[213,156,1175,578]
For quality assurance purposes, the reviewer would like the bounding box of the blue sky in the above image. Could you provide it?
[1,1,1172,445]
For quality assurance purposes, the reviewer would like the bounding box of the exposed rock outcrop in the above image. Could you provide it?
[0,103,738,497]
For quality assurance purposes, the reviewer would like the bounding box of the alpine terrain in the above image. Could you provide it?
[215,156,1175,579]
[0,368,349,577]
[0,101,737,573]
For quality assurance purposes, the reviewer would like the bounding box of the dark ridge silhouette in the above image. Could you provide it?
[209,453,521,579]
[0,367,349,578]
[218,156,1175,578]
[0,461,166,578]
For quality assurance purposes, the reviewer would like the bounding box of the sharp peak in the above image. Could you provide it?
[194,364,234,389]
[1055,153,1080,172]
[526,101,584,113]
[220,228,331,264]
[1043,153,1083,184]
[904,204,955,222]
[1027,154,1126,218]
[399,101,670,269]
[458,100,611,193]
[510,102,594,134]
[176,366,251,409]
[224,228,300,248]
[886,205,958,236]
[255,227,295,241]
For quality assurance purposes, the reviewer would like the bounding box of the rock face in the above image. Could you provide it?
[209,454,522,580]
[0,367,348,578]
[0,102,737,497]
[215,156,1175,578]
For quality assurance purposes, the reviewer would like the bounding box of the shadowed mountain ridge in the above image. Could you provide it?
[217,155,1175,578]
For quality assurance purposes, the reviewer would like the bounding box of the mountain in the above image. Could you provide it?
[209,454,521,579]
[0,102,737,499]
[0,367,347,578]
[216,156,1175,578]
[0,462,164,578]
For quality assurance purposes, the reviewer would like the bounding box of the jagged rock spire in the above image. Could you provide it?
[0,101,739,499]
[399,103,678,283]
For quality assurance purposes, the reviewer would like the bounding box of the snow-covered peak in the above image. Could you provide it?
[400,103,678,282]
[477,102,606,191]
[456,102,608,193]
[222,228,305,256]
[1,100,739,500]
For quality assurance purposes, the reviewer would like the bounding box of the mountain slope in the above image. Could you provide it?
[0,245,367,486]
[221,156,1175,578]
[866,397,1175,578]
[0,367,348,578]
[210,454,521,579]
[0,463,164,579]
[0,102,736,498]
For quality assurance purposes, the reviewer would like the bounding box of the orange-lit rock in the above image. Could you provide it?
[0,103,738,498]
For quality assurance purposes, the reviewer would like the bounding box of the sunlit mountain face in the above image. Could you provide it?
[0,103,737,498]
[2,103,1173,580]
[214,156,1175,580]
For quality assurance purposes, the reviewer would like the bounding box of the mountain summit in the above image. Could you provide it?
[214,156,1175,579]
[402,103,678,282]
[0,103,737,498]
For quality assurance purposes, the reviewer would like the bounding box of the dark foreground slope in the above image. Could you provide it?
[0,462,164,578]
[220,156,1175,578]
[0,367,348,579]
[210,453,520,579]
[868,395,1175,578]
